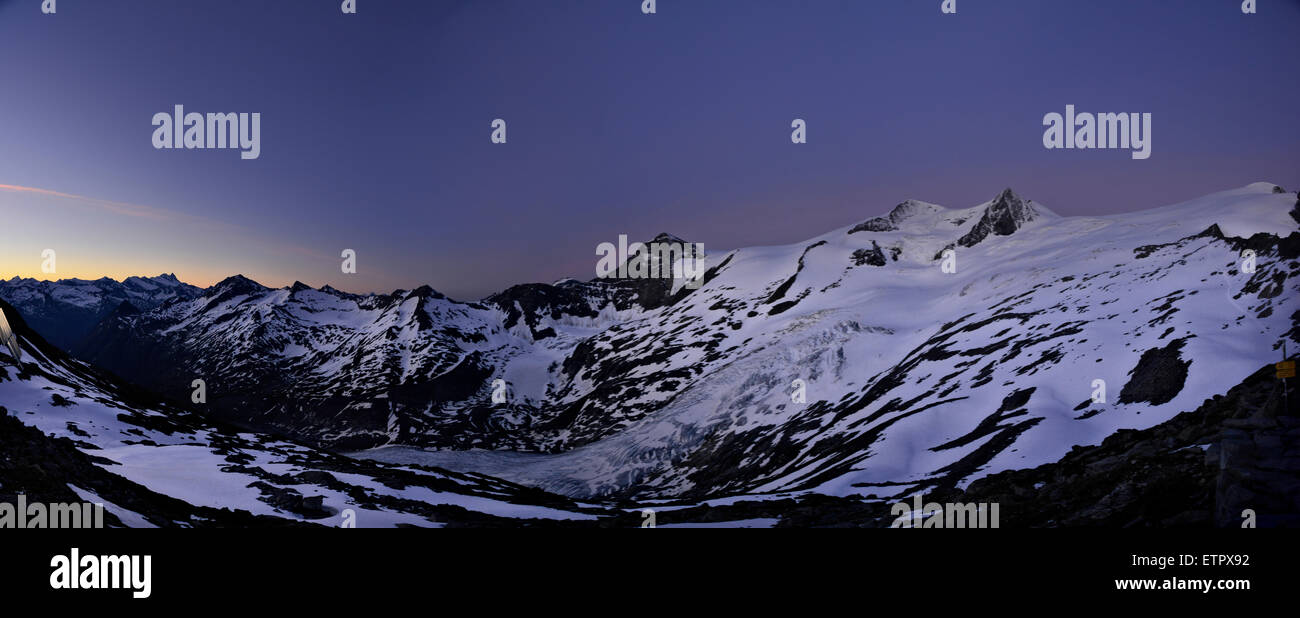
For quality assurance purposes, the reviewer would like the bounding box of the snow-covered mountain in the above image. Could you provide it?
[0,274,202,351]
[0,298,606,527]
[14,183,1300,506]
[69,238,698,451]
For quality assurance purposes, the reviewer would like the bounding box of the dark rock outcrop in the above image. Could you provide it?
[1118,338,1191,405]
[851,241,887,267]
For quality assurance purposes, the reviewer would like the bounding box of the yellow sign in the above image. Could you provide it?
[1278,361,1296,379]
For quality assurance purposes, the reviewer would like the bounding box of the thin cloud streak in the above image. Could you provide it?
[0,183,174,221]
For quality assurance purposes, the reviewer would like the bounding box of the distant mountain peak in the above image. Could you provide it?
[887,199,937,221]
[649,232,688,245]
[209,274,266,297]
[955,187,1041,248]
[850,199,945,233]
[401,285,447,303]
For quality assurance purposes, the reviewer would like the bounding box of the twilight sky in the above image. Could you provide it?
[1,0,1297,300]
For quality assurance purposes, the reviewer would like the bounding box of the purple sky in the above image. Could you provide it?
[1,0,1297,299]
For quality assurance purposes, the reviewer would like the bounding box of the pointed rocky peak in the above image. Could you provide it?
[289,281,313,294]
[399,286,444,331]
[649,232,688,245]
[956,188,1041,248]
[629,233,699,271]
[404,285,445,301]
[208,274,267,297]
[988,187,1038,224]
[406,285,433,298]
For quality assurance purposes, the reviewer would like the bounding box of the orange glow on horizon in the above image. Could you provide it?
[1,264,220,288]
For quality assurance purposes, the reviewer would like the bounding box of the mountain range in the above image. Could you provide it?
[0,273,201,350]
[3,182,1298,525]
